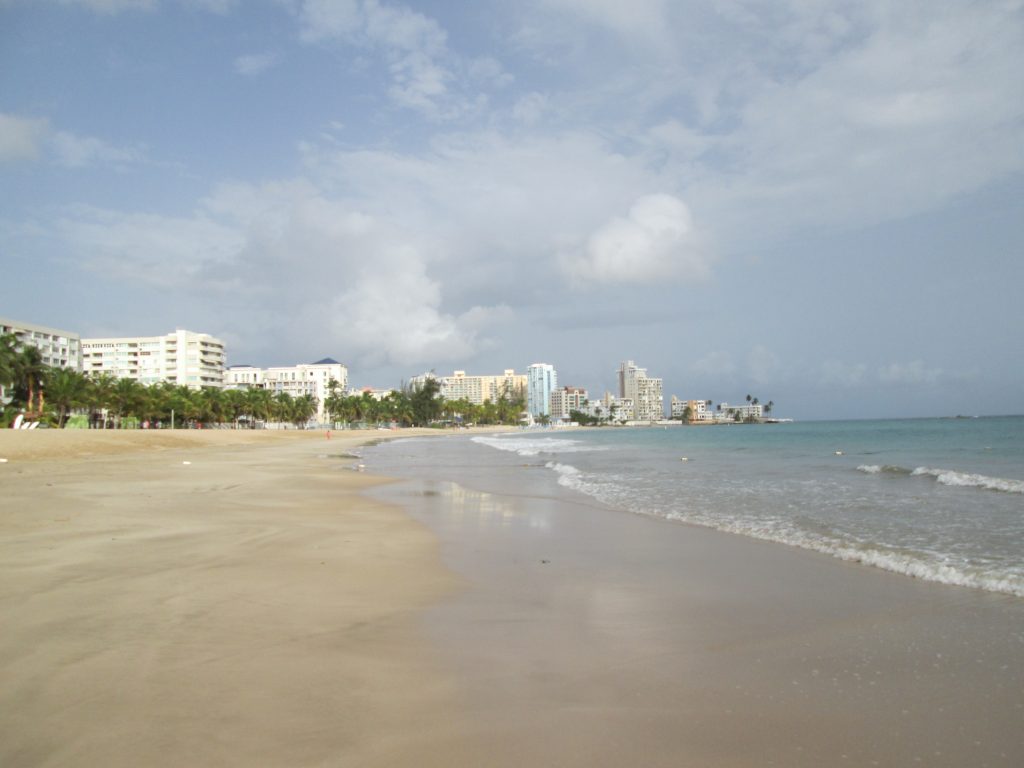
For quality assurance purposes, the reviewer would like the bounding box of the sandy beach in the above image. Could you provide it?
[0,428,480,767]
[3,428,1023,767]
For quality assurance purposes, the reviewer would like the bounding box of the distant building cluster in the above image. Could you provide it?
[3,314,773,426]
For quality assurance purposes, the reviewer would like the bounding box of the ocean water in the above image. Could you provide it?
[365,417,1024,597]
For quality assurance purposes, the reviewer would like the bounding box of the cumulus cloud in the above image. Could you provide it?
[327,254,505,367]
[560,194,707,285]
[0,113,48,162]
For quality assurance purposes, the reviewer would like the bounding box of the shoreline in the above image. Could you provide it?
[367,433,1024,767]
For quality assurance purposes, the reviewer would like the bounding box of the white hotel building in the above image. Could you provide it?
[81,329,226,389]
[618,360,664,422]
[413,369,527,405]
[223,358,348,424]
[1,317,82,372]
[550,386,588,422]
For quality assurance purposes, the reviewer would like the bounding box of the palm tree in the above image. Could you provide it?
[0,333,18,394]
[384,391,413,427]
[110,378,144,428]
[245,387,273,427]
[272,392,294,425]
[86,374,117,428]
[223,388,247,428]
[10,345,47,416]
[293,394,318,427]
[44,367,89,427]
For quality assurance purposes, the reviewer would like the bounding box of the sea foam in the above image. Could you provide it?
[472,435,606,457]
[547,461,1024,597]
[911,467,1024,494]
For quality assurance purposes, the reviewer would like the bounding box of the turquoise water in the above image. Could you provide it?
[368,417,1024,596]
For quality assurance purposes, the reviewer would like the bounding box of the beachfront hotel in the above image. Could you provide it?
[223,359,348,424]
[1,317,83,372]
[618,360,664,422]
[81,329,226,389]
[670,396,713,423]
[526,363,558,418]
[413,369,527,406]
[550,386,588,422]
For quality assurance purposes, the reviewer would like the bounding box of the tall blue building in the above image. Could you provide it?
[527,363,558,418]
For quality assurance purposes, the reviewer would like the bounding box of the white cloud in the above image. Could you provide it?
[233,52,278,76]
[328,253,497,367]
[693,0,1024,243]
[0,113,48,162]
[560,194,707,286]
[50,131,145,168]
[297,0,459,116]
[0,113,146,169]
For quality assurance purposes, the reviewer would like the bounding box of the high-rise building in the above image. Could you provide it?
[527,363,558,418]
[81,329,226,389]
[618,360,664,421]
[0,317,82,372]
[550,386,588,421]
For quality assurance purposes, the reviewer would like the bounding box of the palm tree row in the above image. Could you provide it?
[2,355,318,430]
[323,378,525,428]
[4,334,527,429]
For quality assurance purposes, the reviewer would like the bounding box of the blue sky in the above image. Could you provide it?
[1,0,1022,419]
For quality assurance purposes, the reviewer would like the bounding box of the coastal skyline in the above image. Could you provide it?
[2,1,1022,420]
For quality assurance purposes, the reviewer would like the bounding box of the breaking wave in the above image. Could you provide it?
[548,461,1024,597]
[858,464,1024,494]
[472,435,607,458]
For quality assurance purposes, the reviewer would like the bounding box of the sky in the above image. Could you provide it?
[1,0,1022,420]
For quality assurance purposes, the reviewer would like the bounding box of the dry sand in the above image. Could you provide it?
[0,428,480,767]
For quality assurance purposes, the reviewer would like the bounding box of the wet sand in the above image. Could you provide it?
[369,449,1024,767]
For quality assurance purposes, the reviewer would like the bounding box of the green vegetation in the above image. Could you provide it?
[1,337,320,429]
[323,378,525,429]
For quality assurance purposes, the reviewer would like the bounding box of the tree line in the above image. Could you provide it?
[323,378,526,428]
[1,335,527,429]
